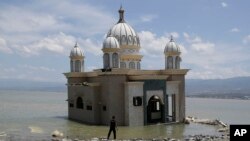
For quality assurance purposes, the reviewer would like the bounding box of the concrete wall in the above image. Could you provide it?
[166,81,180,122]
[171,75,186,122]
[68,85,101,124]
[124,82,144,126]
[95,75,127,125]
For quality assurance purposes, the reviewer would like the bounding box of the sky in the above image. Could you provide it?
[0,0,250,82]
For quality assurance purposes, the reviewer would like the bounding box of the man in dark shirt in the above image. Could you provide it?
[107,116,116,139]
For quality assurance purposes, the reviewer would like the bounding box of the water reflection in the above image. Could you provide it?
[56,117,216,140]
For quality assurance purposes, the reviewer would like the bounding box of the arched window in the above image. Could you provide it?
[137,62,141,70]
[128,35,133,45]
[75,60,81,72]
[137,37,140,46]
[115,35,120,44]
[129,62,135,69]
[76,97,83,109]
[70,60,73,72]
[167,56,173,69]
[175,56,181,69]
[112,53,119,68]
[120,62,126,68]
[133,36,137,45]
[82,60,84,71]
[121,35,127,45]
[103,53,110,69]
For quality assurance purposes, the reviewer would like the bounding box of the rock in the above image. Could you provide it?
[184,119,190,124]
[218,127,229,133]
[52,130,64,138]
[91,137,99,141]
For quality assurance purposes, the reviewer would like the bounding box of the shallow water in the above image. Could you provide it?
[0,90,249,140]
[186,97,250,124]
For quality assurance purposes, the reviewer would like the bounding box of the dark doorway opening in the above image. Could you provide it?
[147,95,163,123]
[76,97,83,109]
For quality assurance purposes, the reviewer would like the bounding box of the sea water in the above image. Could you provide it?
[0,90,249,140]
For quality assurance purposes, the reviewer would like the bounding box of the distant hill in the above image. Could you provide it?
[1,77,250,97]
[0,79,66,92]
[186,76,250,99]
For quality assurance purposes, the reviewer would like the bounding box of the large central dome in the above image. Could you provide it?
[102,6,143,70]
[107,6,140,47]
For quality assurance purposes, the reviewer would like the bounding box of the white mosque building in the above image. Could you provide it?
[64,7,189,126]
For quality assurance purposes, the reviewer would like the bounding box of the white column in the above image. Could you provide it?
[165,56,168,70]
[109,52,113,68]
[173,56,176,69]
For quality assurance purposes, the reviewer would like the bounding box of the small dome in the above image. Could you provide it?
[70,43,84,58]
[106,6,140,47]
[103,36,120,49]
[164,37,181,53]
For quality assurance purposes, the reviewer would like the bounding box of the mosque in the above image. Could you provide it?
[64,7,189,126]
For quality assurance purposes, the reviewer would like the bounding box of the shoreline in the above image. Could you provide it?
[186,95,250,100]
[48,117,229,141]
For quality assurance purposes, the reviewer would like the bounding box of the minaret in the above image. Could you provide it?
[164,36,181,69]
[70,42,84,72]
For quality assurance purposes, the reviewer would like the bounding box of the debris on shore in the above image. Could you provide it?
[51,130,64,141]
[185,116,228,127]
[184,116,229,141]
[185,116,229,133]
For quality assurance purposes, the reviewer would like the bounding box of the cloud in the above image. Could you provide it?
[190,42,215,54]
[138,31,188,70]
[138,31,168,57]
[183,32,202,43]
[0,7,65,34]
[181,32,250,79]
[221,2,228,8]
[0,37,13,54]
[0,1,114,35]
[10,32,102,57]
[13,32,75,56]
[0,1,114,56]
[20,64,56,72]
[230,28,240,32]
[139,31,185,58]
[78,38,102,56]
[140,14,158,22]
[243,35,250,44]
[183,32,214,54]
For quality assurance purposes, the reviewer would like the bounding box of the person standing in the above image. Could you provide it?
[107,116,117,139]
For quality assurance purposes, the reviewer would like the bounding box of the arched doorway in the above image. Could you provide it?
[147,95,163,123]
[76,97,83,109]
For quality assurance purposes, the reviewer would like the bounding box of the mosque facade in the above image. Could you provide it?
[64,7,189,126]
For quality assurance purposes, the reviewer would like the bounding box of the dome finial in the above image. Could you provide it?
[170,35,174,42]
[120,4,123,10]
[74,42,78,48]
[118,5,125,23]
